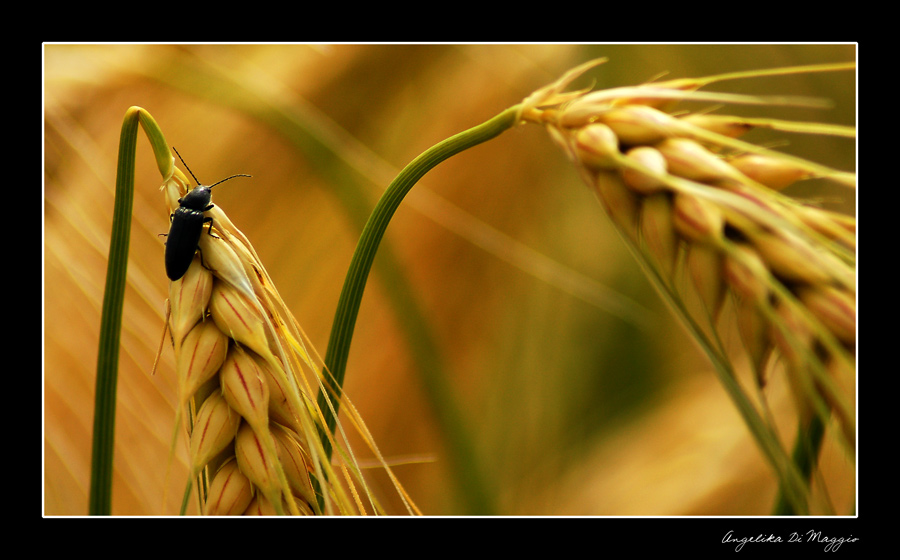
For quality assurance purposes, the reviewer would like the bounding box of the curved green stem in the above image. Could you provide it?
[318,105,521,454]
[89,108,139,515]
[90,107,171,515]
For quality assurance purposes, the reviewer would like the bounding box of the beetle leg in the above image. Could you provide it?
[195,233,218,275]
[196,246,213,273]
[204,216,218,237]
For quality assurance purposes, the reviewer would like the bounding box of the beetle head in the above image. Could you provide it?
[179,185,213,210]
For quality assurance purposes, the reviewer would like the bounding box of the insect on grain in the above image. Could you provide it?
[163,147,251,281]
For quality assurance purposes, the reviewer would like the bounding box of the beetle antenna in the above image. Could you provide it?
[172,147,251,189]
[172,147,202,186]
[208,174,252,189]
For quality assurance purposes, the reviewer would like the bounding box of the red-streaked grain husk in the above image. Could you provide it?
[220,346,271,431]
[176,319,229,403]
[189,390,241,473]
[205,457,254,515]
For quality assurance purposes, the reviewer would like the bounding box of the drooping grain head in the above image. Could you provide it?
[160,167,387,515]
[521,59,856,451]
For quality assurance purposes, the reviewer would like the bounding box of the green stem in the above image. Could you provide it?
[89,107,171,515]
[89,108,140,515]
[318,105,521,454]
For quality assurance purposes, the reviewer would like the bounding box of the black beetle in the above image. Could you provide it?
[164,147,251,281]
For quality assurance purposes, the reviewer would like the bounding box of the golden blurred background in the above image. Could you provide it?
[44,44,856,516]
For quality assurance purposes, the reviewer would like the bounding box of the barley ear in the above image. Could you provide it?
[159,148,416,515]
[522,59,855,514]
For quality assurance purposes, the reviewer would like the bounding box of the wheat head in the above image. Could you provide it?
[160,163,380,516]
[520,60,856,459]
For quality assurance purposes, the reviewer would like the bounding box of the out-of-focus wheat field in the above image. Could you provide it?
[44,44,856,516]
